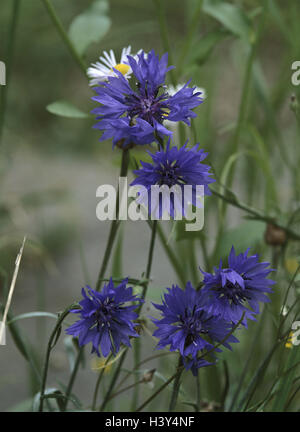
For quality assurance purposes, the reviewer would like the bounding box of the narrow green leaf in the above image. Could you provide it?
[46,100,89,119]
[7,311,58,325]
[68,0,111,56]
[188,30,227,66]
[272,346,300,411]
[203,0,253,42]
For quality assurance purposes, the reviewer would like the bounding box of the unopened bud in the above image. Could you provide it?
[265,223,286,246]
[142,368,156,383]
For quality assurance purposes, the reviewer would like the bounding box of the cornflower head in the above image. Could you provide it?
[201,246,275,326]
[66,278,142,357]
[130,141,215,219]
[152,282,239,375]
[91,50,203,148]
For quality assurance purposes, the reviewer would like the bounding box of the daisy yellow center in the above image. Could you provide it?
[114,63,130,75]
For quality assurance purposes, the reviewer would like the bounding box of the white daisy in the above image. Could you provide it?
[87,46,133,86]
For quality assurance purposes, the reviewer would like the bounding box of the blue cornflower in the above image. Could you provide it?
[91,50,203,147]
[130,141,215,219]
[152,282,239,375]
[66,278,142,357]
[201,246,275,326]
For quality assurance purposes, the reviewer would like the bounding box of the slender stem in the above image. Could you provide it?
[39,306,74,411]
[63,149,130,410]
[117,351,174,389]
[131,337,141,410]
[152,0,176,86]
[155,222,186,286]
[61,346,84,411]
[99,350,127,411]
[169,357,183,411]
[213,3,267,258]
[109,378,145,402]
[228,307,266,411]
[135,367,184,412]
[196,373,201,412]
[211,188,300,242]
[91,354,112,411]
[131,219,158,410]
[226,3,267,190]
[42,0,87,75]
[95,149,130,291]
[177,0,203,76]
[142,220,157,299]
[0,0,20,146]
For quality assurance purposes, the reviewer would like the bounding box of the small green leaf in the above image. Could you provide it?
[7,311,58,325]
[189,30,227,66]
[46,100,89,119]
[215,220,265,259]
[203,0,253,42]
[68,0,111,56]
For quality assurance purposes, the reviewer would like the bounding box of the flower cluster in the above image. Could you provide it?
[151,248,274,374]
[64,47,276,375]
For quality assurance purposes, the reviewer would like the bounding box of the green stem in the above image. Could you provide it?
[61,346,84,411]
[142,220,158,299]
[0,0,20,146]
[39,306,74,412]
[177,1,203,76]
[63,149,130,411]
[91,353,112,411]
[99,350,127,411]
[153,0,176,86]
[155,222,186,286]
[211,187,300,242]
[214,3,267,256]
[135,367,183,412]
[169,357,183,411]
[131,220,158,410]
[42,0,87,75]
[95,149,130,291]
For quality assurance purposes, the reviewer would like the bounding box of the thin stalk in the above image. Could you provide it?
[39,306,74,412]
[177,1,203,76]
[136,314,244,412]
[155,222,186,286]
[214,3,268,257]
[169,357,183,411]
[61,347,84,411]
[211,188,300,242]
[152,0,176,86]
[141,220,158,300]
[109,378,145,402]
[226,3,267,190]
[63,149,130,411]
[117,351,174,389]
[131,219,158,410]
[99,350,127,411]
[42,0,87,75]
[95,149,130,291]
[135,367,183,412]
[0,0,20,145]
[91,354,112,411]
[229,307,266,411]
